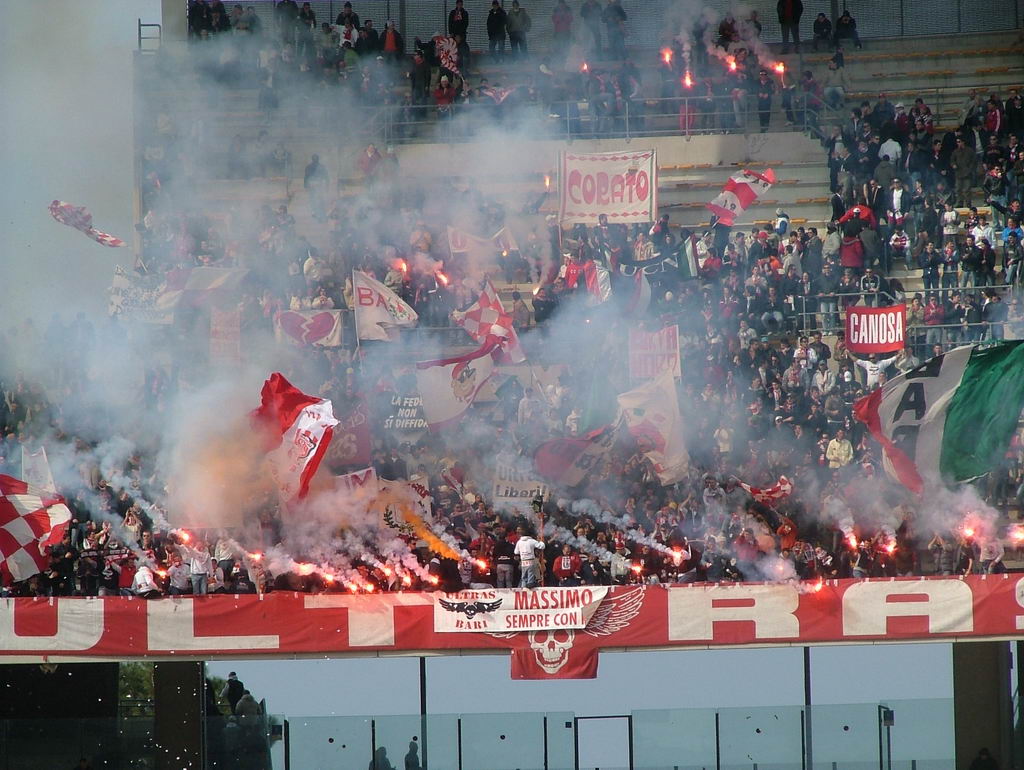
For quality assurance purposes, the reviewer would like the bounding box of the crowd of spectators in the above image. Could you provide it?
[5,5,1024,599]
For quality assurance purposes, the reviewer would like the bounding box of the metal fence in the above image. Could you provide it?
[376,94,824,145]
[185,0,1021,55]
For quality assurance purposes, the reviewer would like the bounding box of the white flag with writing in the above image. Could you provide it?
[352,270,419,342]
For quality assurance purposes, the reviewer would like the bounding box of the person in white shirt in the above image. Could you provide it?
[167,555,191,595]
[811,360,837,394]
[131,564,161,598]
[971,216,994,248]
[178,538,212,595]
[879,138,902,164]
[513,526,545,588]
[854,353,898,389]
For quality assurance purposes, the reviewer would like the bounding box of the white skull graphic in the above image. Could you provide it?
[528,629,575,674]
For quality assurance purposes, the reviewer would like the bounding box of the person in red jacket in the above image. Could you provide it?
[552,544,582,586]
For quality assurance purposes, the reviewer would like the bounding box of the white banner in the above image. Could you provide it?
[434,587,609,632]
[492,461,549,513]
[352,270,418,342]
[558,150,658,225]
[618,369,689,485]
[334,467,377,495]
[20,447,56,493]
[275,309,345,347]
[628,325,681,380]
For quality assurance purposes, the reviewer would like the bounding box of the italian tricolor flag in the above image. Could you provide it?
[854,342,1024,493]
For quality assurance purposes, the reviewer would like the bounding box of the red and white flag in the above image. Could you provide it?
[251,373,339,500]
[453,280,526,364]
[737,475,793,505]
[0,475,72,582]
[352,270,419,342]
[415,340,498,431]
[156,267,250,312]
[49,200,126,247]
[434,34,461,75]
[705,168,776,226]
[617,369,689,485]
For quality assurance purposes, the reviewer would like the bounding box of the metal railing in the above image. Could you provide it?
[377,94,823,146]
[790,284,1019,339]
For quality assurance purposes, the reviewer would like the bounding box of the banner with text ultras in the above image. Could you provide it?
[434,587,609,632]
[558,150,658,225]
[846,304,906,354]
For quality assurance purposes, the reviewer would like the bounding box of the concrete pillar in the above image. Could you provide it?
[153,661,204,770]
[161,0,188,42]
[952,641,1013,770]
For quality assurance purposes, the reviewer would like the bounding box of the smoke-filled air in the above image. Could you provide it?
[3,0,1024,607]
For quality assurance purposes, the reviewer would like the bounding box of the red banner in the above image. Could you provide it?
[845,304,906,354]
[3,578,1024,674]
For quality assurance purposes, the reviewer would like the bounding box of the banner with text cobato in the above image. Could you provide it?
[433,587,608,633]
[846,304,906,354]
[558,150,658,225]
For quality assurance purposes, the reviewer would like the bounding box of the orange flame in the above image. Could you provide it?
[397,259,408,274]
[436,271,450,287]
[661,48,673,65]
[885,542,896,555]
[427,575,440,585]
[1011,527,1024,543]
[156,569,168,578]
[773,61,786,75]
[402,574,413,586]
[631,564,643,574]
[247,552,263,562]
[323,573,335,584]
[964,527,976,538]
[683,71,693,88]
[382,566,393,576]
[296,563,316,576]
[178,530,191,543]
[474,558,488,570]
[726,56,737,72]
[543,174,551,190]
[846,534,858,550]
[813,579,824,593]
[532,285,540,296]
[580,61,589,73]
[347,582,359,592]
[364,583,375,593]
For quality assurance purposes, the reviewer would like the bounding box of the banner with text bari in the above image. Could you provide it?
[846,304,906,354]
[558,150,658,225]
[433,587,609,633]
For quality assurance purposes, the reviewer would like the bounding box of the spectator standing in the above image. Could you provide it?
[602,0,627,61]
[304,154,329,223]
[776,0,803,54]
[580,0,603,57]
[506,1,532,57]
[487,1,507,60]
[220,671,246,714]
[551,0,573,52]
[335,1,359,29]
[514,526,545,587]
[447,0,469,42]
[811,13,831,51]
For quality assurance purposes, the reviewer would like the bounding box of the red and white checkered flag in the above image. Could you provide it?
[0,475,72,582]
[737,475,793,505]
[453,280,526,364]
[705,169,776,227]
[49,200,126,248]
